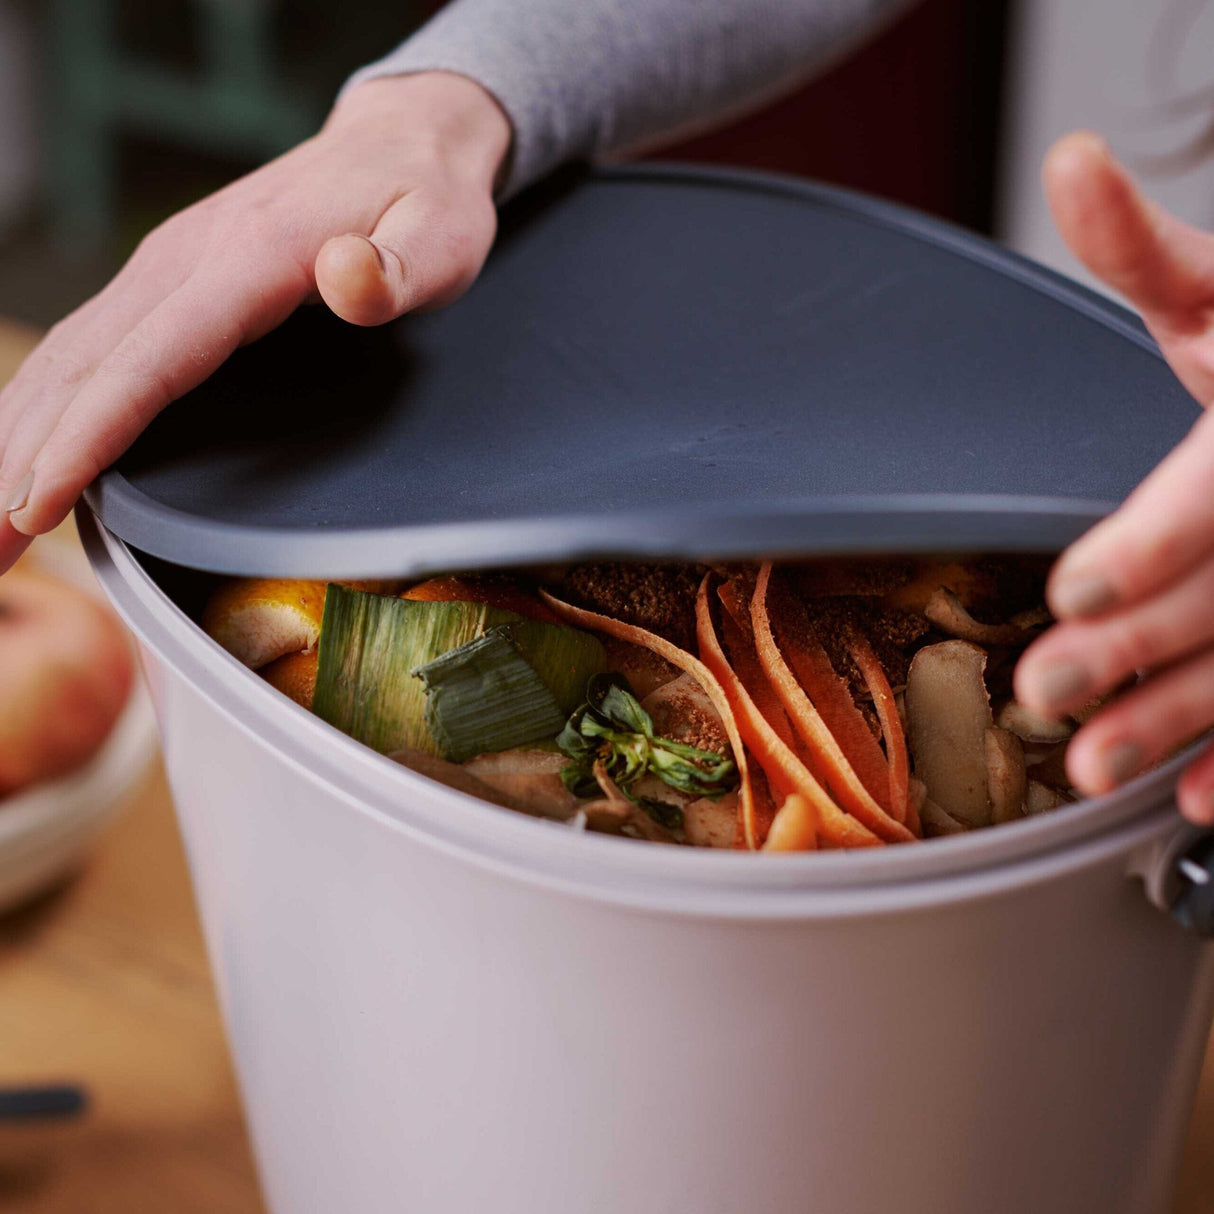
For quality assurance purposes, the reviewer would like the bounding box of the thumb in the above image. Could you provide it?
[314,190,496,328]
[1043,131,1214,333]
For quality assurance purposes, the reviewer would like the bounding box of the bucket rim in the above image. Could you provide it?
[80,509,1200,919]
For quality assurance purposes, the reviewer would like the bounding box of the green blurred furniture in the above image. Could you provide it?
[46,0,322,248]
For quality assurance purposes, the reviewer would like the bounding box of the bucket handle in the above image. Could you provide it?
[1132,823,1214,934]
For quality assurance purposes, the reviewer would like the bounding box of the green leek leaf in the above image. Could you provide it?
[415,627,568,762]
[499,619,607,716]
[313,586,605,757]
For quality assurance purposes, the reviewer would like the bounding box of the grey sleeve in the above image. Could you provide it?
[343,0,921,197]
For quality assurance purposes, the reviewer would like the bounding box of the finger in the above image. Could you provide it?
[315,188,495,327]
[1063,644,1214,796]
[0,298,153,498]
[0,214,198,440]
[1043,132,1214,346]
[1046,406,1214,618]
[0,236,195,496]
[0,514,33,573]
[1177,742,1214,825]
[1016,550,1214,716]
[5,256,309,542]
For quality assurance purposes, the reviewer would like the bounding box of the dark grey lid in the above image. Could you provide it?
[85,165,1200,578]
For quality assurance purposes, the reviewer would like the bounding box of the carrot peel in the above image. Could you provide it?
[696,576,882,850]
[848,631,914,832]
[764,794,819,852]
[751,563,911,843]
[762,576,893,811]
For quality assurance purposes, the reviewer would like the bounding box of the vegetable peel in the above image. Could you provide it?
[763,794,819,852]
[766,586,894,811]
[540,588,763,850]
[751,563,910,838]
[696,576,896,848]
[847,629,913,830]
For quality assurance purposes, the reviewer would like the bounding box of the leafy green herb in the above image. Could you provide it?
[558,675,737,807]
[414,627,568,762]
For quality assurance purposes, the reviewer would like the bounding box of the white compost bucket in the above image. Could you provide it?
[77,166,1214,1213]
[81,512,1214,1214]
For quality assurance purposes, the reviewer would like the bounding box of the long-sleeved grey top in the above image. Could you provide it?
[345,0,920,197]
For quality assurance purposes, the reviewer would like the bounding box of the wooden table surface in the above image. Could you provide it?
[0,320,265,1213]
[2,322,1214,1212]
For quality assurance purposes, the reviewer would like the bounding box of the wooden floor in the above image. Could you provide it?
[3,326,1214,1213]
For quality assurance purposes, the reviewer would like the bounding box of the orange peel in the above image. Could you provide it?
[202,578,396,669]
[260,649,319,709]
[403,576,562,624]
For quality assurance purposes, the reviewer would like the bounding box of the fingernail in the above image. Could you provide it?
[1103,740,1145,787]
[1051,574,1117,618]
[4,470,32,514]
[1037,661,1092,711]
[1070,130,1112,162]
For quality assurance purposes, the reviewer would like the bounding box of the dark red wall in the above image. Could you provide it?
[648,0,1011,232]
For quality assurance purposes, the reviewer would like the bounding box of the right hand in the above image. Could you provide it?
[0,71,511,573]
[1014,132,1214,825]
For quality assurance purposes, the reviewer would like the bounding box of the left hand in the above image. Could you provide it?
[0,72,510,575]
[1015,132,1214,824]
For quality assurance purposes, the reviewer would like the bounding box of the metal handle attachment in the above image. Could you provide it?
[1171,834,1214,936]
[1131,823,1214,933]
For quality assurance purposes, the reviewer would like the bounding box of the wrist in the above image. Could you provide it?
[328,71,512,194]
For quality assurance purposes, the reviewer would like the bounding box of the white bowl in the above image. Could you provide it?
[0,682,157,912]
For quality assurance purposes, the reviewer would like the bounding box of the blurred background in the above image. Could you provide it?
[5,1,1214,1211]
[0,0,1213,326]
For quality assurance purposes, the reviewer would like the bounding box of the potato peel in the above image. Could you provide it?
[924,586,1029,646]
[905,640,994,827]
[996,700,1075,744]
[985,727,1027,825]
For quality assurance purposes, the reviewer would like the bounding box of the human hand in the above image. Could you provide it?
[0,71,510,573]
[1015,132,1214,823]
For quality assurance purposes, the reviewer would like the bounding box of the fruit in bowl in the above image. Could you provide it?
[0,566,134,798]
